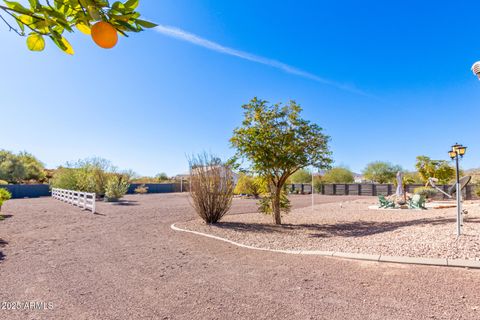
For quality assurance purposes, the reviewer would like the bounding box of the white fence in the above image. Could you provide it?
[52,188,96,213]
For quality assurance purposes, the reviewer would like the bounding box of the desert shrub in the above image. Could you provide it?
[50,168,80,190]
[0,180,8,185]
[134,184,149,194]
[258,189,291,215]
[475,184,480,198]
[234,174,267,197]
[50,158,130,197]
[0,188,12,211]
[414,186,437,199]
[189,153,234,224]
[313,176,323,193]
[156,172,169,182]
[72,158,111,195]
[105,174,130,201]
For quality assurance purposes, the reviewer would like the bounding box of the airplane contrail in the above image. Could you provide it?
[154,24,370,96]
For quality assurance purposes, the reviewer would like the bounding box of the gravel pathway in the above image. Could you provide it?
[178,197,480,260]
[1,194,480,319]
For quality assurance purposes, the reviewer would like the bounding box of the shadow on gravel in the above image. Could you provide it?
[214,217,480,238]
[0,214,13,220]
[0,239,8,263]
[111,200,139,206]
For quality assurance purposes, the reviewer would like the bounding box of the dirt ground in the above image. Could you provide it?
[1,194,480,320]
[179,197,480,260]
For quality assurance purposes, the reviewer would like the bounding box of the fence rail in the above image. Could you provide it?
[52,188,96,213]
[288,183,478,200]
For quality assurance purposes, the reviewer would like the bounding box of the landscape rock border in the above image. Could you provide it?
[171,223,480,269]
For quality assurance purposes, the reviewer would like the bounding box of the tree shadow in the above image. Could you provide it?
[0,239,7,263]
[94,212,106,216]
[111,200,139,206]
[213,216,480,238]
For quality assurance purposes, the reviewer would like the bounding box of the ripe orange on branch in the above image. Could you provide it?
[91,22,118,49]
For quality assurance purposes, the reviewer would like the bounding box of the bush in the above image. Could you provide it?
[234,174,268,197]
[313,176,323,193]
[189,153,234,224]
[475,184,480,198]
[104,174,130,201]
[156,172,169,182]
[414,186,437,199]
[50,168,79,190]
[258,189,291,215]
[50,158,127,197]
[0,188,12,212]
[134,184,149,194]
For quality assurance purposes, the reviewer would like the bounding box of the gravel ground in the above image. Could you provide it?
[179,197,480,260]
[2,194,480,319]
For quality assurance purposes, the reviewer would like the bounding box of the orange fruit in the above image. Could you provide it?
[91,21,118,49]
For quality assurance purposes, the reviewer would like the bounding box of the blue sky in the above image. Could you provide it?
[1,0,479,176]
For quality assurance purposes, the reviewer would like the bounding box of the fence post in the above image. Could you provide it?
[345,184,349,195]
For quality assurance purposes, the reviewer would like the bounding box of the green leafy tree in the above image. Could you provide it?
[363,161,402,184]
[321,167,354,184]
[231,98,332,225]
[0,0,156,54]
[155,172,169,182]
[0,150,26,183]
[0,150,46,183]
[415,156,455,184]
[17,151,46,182]
[288,168,312,184]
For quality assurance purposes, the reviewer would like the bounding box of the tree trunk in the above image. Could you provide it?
[272,187,282,225]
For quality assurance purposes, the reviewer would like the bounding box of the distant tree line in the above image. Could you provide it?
[282,156,458,187]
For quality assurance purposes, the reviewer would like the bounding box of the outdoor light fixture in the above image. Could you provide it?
[472,61,480,79]
[449,143,467,236]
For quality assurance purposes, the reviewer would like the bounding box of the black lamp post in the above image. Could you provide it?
[449,143,467,236]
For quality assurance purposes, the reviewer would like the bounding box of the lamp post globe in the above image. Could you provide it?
[449,143,467,237]
[472,61,480,79]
